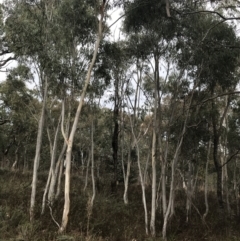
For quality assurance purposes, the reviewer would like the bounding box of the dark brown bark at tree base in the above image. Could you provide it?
[111,77,120,192]
[112,120,119,183]
[111,180,118,194]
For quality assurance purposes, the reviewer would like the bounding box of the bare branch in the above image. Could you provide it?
[0,56,15,67]
[221,149,240,168]
[182,10,240,21]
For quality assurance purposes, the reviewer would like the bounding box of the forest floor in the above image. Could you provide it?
[0,169,240,241]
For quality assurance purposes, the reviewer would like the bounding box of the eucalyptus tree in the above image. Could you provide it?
[177,10,240,209]
[3,0,99,222]
[96,40,134,195]
[59,0,110,232]
[0,66,38,170]
[40,0,98,214]
[3,0,61,221]
[227,99,240,215]
[123,0,178,236]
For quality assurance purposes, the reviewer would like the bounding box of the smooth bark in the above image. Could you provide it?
[30,77,48,221]
[42,113,61,214]
[59,4,105,232]
[90,119,96,207]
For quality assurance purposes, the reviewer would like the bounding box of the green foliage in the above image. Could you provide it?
[177,14,240,90]
[124,0,172,34]
[17,221,41,241]
[1,0,240,240]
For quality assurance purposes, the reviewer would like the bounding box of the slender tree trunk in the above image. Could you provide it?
[136,142,149,235]
[56,157,64,200]
[162,83,195,240]
[212,129,223,209]
[111,76,120,193]
[59,5,105,232]
[55,100,71,201]
[12,146,19,171]
[150,127,157,236]
[161,105,174,219]
[144,152,150,187]
[233,160,239,216]
[223,146,230,214]
[90,119,95,207]
[186,160,193,222]
[48,101,68,203]
[123,61,142,204]
[162,136,183,240]
[84,150,91,192]
[23,148,28,173]
[129,109,149,235]
[123,148,131,204]
[150,55,159,237]
[203,140,211,221]
[211,95,230,209]
[42,114,61,214]
[30,77,48,222]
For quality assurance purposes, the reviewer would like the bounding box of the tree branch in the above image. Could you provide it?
[0,119,10,125]
[221,149,240,168]
[199,91,240,105]
[182,10,240,21]
[0,56,16,67]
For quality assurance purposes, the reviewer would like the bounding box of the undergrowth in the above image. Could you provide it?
[0,169,240,241]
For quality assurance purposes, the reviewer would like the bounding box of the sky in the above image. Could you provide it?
[0,1,240,96]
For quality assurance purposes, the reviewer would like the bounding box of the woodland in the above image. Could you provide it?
[1,0,240,240]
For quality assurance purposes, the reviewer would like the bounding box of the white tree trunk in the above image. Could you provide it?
[136,143,149,235]
[162,88,194,240]
[150,129,156,237]
[128,108,149,235]
[42,114,61,214]
[84,150,91,192]
[30,77,48,222]
[90,119,96,207]
[162,144,180,240]
[56,157,64,200]
[59,6,105,232]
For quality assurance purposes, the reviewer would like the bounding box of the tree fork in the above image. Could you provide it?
[59,0,106,233]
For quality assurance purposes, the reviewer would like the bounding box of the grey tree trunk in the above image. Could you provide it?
[203,140,211,221]
[41,114,61,214]
[123,148,131,204]
[150,58,158,236]
[55,100,71,200]
[150,125,157,236]
[128,106,150,235]
[186,160,193,222]
[234,160,239,216]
